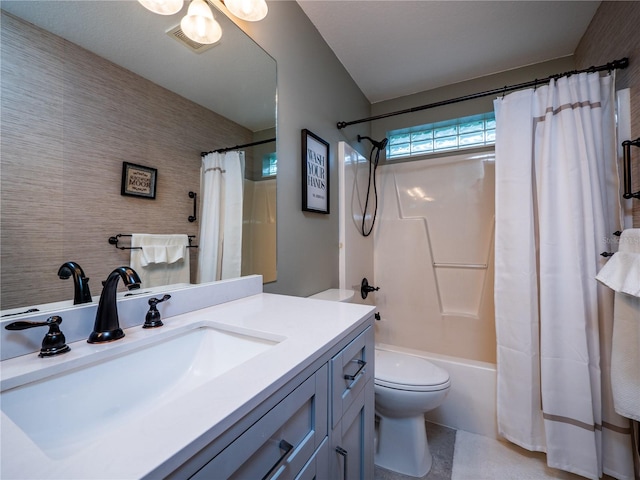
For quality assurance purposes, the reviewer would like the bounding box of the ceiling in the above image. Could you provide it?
[297,1,602,104]
[2,0,602,122]
[1,0,276,132]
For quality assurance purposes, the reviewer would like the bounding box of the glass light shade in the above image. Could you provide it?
[224,0,268,21]
[138,0,184,15]
[180,0,222,45]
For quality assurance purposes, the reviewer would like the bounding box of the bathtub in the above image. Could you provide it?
[308,288,498,439]
[375,342,498,439]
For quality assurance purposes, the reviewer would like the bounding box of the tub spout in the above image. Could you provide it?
[88,266,141,343]
[57,261,92,305]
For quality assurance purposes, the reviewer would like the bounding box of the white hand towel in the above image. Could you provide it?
[595,252,640,297]
[140,244,185,266]
[610,292,640,421]
[596,228,640,422]
[130,234,190,288]
[133,234,187,267]
[596,229,640,297]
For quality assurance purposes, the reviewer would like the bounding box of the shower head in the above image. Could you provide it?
[358,135,388,150]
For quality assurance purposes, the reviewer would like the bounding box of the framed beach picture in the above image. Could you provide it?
[121,162,157,199]
[301,129,330,214]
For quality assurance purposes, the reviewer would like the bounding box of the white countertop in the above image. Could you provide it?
[1,292,375,479]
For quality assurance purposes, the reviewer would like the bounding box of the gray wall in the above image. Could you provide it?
[239,3,579,297]
[370,56,575,151]
[238,2,371,297]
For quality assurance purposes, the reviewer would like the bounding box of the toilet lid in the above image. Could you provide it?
[375,350,450,391]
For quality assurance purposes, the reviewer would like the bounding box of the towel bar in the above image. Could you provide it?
[622,138,640,199]
[433,262,487,269]
[108,234,198,250]
[188,191,197,223]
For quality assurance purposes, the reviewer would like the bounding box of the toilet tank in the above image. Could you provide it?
[308,289,355,303]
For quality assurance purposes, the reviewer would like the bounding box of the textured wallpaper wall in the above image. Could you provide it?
[575,1,640,228]
[1,12,252,309]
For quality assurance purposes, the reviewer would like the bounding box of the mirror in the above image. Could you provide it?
[0,1,277,313]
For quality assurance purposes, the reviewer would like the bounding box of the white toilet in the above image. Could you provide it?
[308,289,451,477]
[374,349,450,478]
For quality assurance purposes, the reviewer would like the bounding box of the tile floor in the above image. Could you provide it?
[373,421,615,480]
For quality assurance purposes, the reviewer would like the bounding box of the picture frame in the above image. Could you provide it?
[121,162,157,199]
[301,129,330,214]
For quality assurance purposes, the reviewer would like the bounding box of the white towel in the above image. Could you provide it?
[130,234,190,288]
[610,292,640,421]
[596,228,640,422]
[140,244,185,266]
[596,229,640,297]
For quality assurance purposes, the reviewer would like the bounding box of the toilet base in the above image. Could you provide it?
[374,414,432,477]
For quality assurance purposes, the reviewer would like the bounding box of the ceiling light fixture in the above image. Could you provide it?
[223,0,268,22]
[180,0,222,44]
[138,0,184,15]
[138,0,266,46]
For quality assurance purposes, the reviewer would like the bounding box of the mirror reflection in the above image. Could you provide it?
[0,1,277,313]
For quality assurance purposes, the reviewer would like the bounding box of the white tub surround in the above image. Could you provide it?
[337,142,375,305]
[1,286,375,479]
[371,151,496,364]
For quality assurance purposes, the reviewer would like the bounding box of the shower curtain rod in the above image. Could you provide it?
[336,57,629,130]
[201,137,276,156]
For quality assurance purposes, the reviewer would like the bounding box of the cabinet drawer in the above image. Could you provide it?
[331,326,374,429]
[192,365,328,480]
[295,437,328,480]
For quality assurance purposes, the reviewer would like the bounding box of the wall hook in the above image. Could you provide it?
[188,191,197,222]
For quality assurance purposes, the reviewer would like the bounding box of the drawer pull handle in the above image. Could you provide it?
[344,359,366,381]
[262,439,294,480]
[336,446,348,480]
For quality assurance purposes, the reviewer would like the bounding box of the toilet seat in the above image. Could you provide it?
[375,350,450,392]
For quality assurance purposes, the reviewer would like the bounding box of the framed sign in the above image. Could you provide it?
[121,162,157,199]
[301,129,330,214]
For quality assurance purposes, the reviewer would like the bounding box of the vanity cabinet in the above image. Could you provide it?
[183,320,374,480]
[191,365,328,480]
[330,326,375,480]
[0,284,378,480]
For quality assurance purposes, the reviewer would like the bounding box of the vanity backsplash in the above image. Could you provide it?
[0,276,263,361]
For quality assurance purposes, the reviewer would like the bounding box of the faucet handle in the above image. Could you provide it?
[143,295,171,329]
[5,316,71,357]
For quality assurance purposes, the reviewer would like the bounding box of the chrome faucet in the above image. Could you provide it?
[88,266,141,344]
[58,261,92,305]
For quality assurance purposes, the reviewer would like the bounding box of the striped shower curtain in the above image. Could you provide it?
[196,151,245,283]
[494,72,634,479]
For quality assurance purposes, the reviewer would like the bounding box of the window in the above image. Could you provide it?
[262,152,277,177]
[387,113,495,160]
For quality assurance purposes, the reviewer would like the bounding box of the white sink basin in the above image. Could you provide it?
[1,323,280,458]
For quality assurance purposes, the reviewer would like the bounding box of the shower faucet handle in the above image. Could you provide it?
[360,277,379,299]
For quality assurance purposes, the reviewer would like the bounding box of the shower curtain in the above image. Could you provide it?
[197,151,245,283]
[494,72,634,479]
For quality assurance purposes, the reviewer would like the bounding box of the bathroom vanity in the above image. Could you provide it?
[0,277,375,479]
